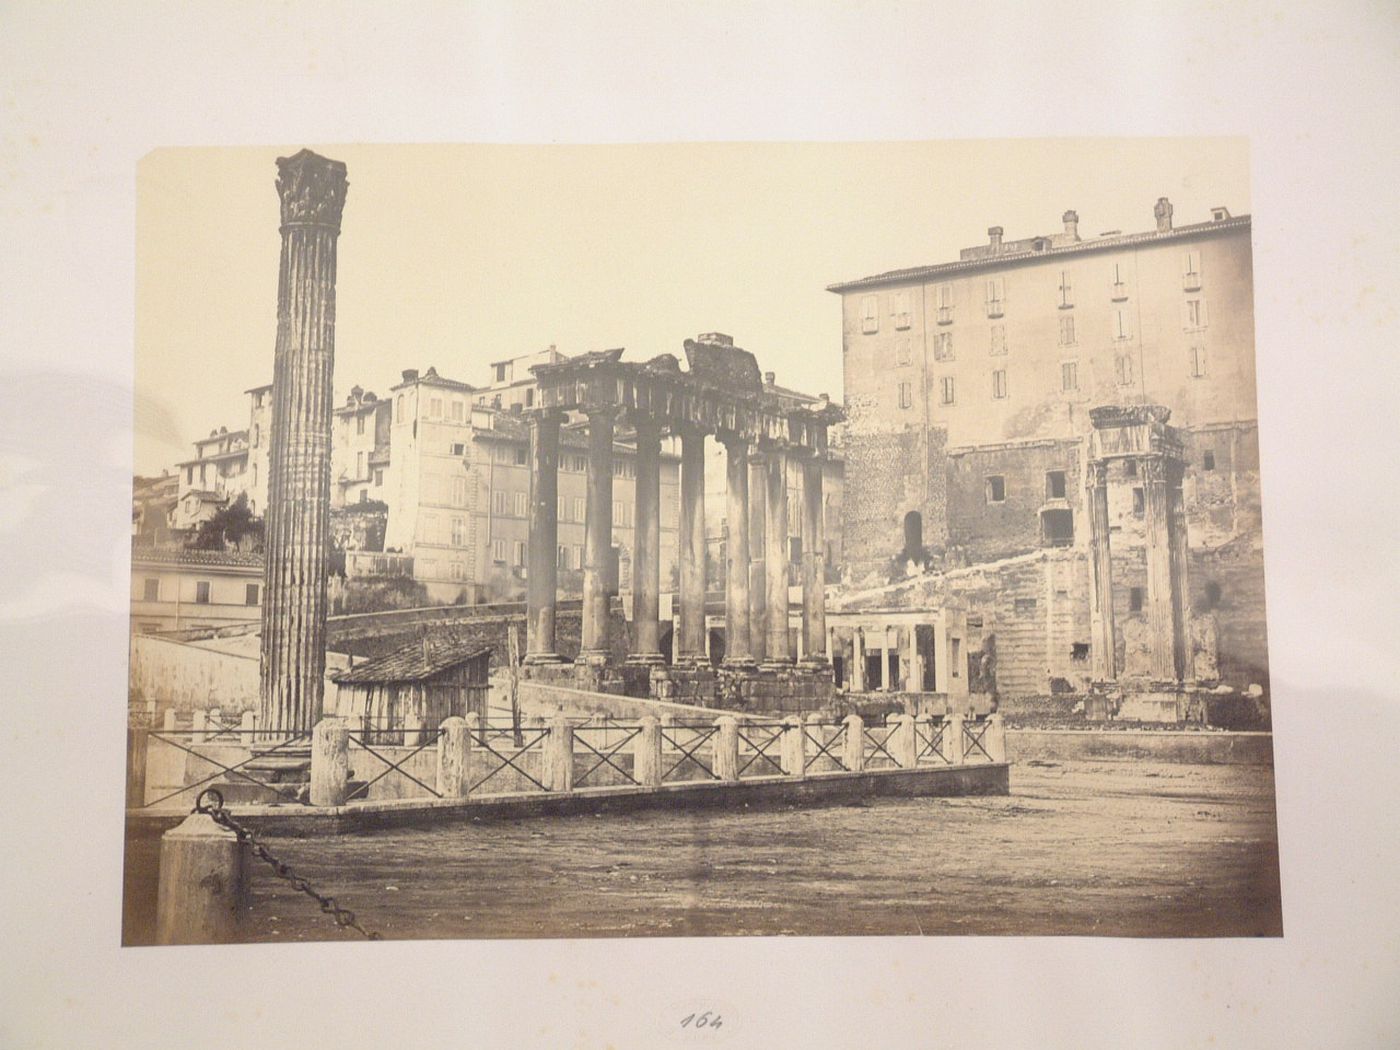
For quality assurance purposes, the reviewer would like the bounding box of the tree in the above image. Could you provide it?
[189,493,264,551]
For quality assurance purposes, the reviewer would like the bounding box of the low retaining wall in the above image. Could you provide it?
[1007,728,1273,765]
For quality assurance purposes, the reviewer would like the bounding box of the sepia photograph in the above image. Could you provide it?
[121,139,1280,945]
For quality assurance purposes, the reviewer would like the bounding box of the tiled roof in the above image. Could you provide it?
[181,489,227,502]
[130,545,264,569]
[826,215,1251,293]
[332,639,492,684]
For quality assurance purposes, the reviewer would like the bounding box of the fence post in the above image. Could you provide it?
[636,716,663,788]
[842,713,865,772]
[890,712,917,769]
[192,709,209,744]
[436,715,472,797]
[126,721,149,808]
[985,712,1007,763]
[544,713,575,792]
[946,713,966,766]
[162,709,177,732]
[714,715,740,781]
[155,812,246,944]
[310,717,350,807]
[780,715,806,778]
[240,710,255,736]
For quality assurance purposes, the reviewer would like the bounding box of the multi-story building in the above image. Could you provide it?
[129,545,264,634]
[332,384,392,508]
[828,199,1267,700]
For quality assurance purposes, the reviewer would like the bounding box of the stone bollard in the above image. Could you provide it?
[155,812,246,945]
[635,716,663,788]
[890,712,918,769]
[544,713,575,792]
[842,713,865,772]
[714,715,740,781]
[162,708,177,732]
[436,715,473,798]
[126,721,149,808]
[240,710,256,737]
[780,715,807,778]
[985,712,1007,763]
[310,717,350,807]
[192,709,209,744]
[946,713,966,766]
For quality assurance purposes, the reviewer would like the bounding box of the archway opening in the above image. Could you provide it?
[903,510,923,557]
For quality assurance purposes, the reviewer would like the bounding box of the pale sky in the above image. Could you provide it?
[135,138,1249,474]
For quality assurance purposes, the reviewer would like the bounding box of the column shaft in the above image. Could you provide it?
[579,409,615,659]
[630,421,663,664]
[677,428,707,664]
[1087,460,1117,682]
[722,437,753,666]
[1142,456,1176,681]
[762,449,792,666]
[800,455,827,667]
[747,456,767,663]
[1167,459,1190,681]
[525,412,562,663]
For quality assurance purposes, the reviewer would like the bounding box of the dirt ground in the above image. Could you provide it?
[210,759,1281,942]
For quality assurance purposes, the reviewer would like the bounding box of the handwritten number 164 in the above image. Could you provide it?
[680,1011,723,1030]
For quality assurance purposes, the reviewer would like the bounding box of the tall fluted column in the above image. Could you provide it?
[1142,456,1176,681]
[629,420,664,665]
[1167,459,1190,681]
[762,447,792,667]
[525,411,563,663]
[721,436,753,667]
[677,427,707,665]
[747,455,768,663]
[799,454,827,668]
[1087,459,1117,683]
[579,408,616,662]
[259,150,347,735]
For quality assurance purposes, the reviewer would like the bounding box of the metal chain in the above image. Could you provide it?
[194,788,382,940]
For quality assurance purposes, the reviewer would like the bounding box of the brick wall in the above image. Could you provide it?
[840,423,948,586]
[945,440,1082,562]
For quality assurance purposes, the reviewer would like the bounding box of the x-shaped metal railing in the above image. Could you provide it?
[140,730,312,808]
[345,730,444,801]
[915,720,948,764]
[663,725,720,781]
[861,725,901,769]
[962,719,993,762]
[735,724,784,777]
[573,724,641,787]
[803,723,849,773]
[470,727,549,793]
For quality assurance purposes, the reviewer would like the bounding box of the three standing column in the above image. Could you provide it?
[525,411,563,664]
[579,407,616,663]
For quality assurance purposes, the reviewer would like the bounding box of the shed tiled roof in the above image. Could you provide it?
[332,640,492,685]
[130,545,265,569]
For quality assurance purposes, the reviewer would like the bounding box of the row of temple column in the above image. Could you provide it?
[523,409,828,672]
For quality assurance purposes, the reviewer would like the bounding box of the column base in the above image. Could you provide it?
[215,745,312,805]
[797,655,830,671]
[673,653,711,671]
[625,652,667,668]
[759,657,795,673]
[721,656,758,672]
[522,652,565,666]
[575,649,612,668]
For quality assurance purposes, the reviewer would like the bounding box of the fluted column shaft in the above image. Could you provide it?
[721,436,753,666]
[579,408,616,660]
[747,455,768,663]
[260,151,347,736]
[799,454,827,667]
[677,427,707,665]
[1142,456,1177,681]
[525,411,563,663]
[1167,459,1190,681]
[762,448,792,666]
[1087,459,1117,682]
[629,420,664,664]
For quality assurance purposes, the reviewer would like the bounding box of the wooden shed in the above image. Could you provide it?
[329,639,491,735]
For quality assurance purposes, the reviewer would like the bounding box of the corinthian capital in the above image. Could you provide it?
[276,149,349,230]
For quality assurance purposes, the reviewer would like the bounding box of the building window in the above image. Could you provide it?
[514,447,528,466]
[1058,270,1073,308]
[451,517,466,546]
[933,331,954,361]
[428,396,443,419]
[1112,308,1132,341]
[1189,344,1208,378]
[142,578,159,601]
[513,540,526,566]
[492,490,507,515]
[1132,487,1145,517]
[450,442,465,456]
[451,476,466,507]
[991,369,1008,400]
[252,424,260,447]
[245,583,259,606]
[984,277,1004,318]
[451,399,464,422]
[1182,250,1202,291]
[893,290,911,330]
[574,497,586,523]
[449,561,465,581]
[989,324,1007,356]
[1203,449,1216,471]
[557,494,569,522]
[1183,297,1209,331]
[491,538,506,562]
[985,476,1006,503]
[1115,353,1135,386]
[395,395,404,423]
[1111,262,1128,301]
[375,468,384,486]
[1058,314,1075,347]
[359,489,368,504]
[612,459,636,480]
[935,283,954,324]
[1125,459,1138,478]
[195,581,211,604]
[557,545,569,570]
[575,545,585,570]
[898,381,913,410]
[1014,597,1037,615]
[186,466,193,484]
[525,388,535,407]
[1042,508,1074,547]
[1129,587,1145,613]
[860,295,879,334]
[356,451,366,477]
[894,338,912,366]
[939,376,956,406]
[495,363,508,382]
[1046,471,1067,500]
[356,414,366,436]
[1060,361,1078,393]
[513,492,527,517]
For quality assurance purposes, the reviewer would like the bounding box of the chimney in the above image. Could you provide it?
[764,371,775,388]
[1154,197,1173,233]
[401,368,419,382]
[1062,210,1079,240]
[1211,205,1231,222]
[698,332,734,346]
[988,225,1003,250]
